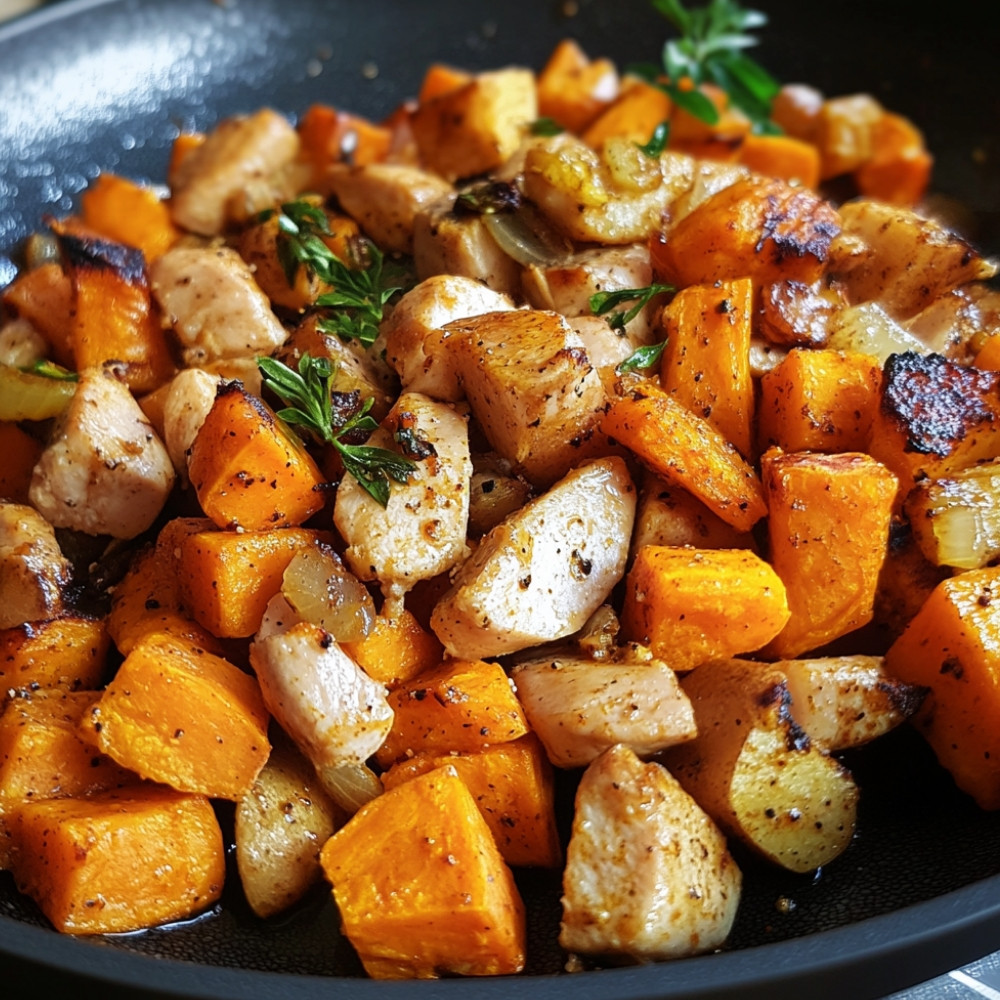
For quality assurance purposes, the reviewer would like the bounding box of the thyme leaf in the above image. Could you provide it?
[590,283,674,332]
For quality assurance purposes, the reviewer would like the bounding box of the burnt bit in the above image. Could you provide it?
[881,352,999,456]
[55,230,148,286]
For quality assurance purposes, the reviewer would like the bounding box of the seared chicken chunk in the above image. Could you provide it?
[560,744,741,961]
[431,456,636,659]
[0,502,72,628]
[381,275,515,402]
[170,108,300,236]
[250,621,393,770]
[512,650,696,768]
[160,368,223,480]
[29,366,175,539]
[334,392,472,600]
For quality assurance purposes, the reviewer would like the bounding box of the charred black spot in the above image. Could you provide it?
[56,231,148,285]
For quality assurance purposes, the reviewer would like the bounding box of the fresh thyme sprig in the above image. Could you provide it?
[257,353,416,508]
[637,121,671,158]
[633,0,780,132]
[617,341,667,375]
[273,199,403,347]
[590,283,674,333]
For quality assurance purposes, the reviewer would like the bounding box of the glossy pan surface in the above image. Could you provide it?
[2,0,1000,997]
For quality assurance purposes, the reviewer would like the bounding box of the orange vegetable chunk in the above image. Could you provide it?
[536,39,618,134]
[885,567,1000,809]
[659,277,755,457]
[601,379,766,532]
[620,546,790,671]
[0,262,75,368]
[188,381,326,532]
[854,110,932,206]
[340,608,444,687]
[738,132,821,189]
[375,658,529,769]
[381,733,561,868]
[581,78,671,147]
[177,526,331,639]
[0,614,109,701]
[762,449,897,658]
[0,423,43,505]
[9,784,224,934]
[79,173,180,262]
[650,175,840,291]
[86,632,270,800]
[297,102,392,180]
[0,690,136,868]
[320,764,526,978]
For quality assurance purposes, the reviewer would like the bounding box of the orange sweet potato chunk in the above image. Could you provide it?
[762,449,897,658]
[320,764,526,978]
[177,526,332,639]
[340,608,444,688]
[0,423,43,505]
[9,784,224,934]
[375,658,529,769]
[188,382,326,532]
[0,614,110,702]
[601,379,766,532]
[537,39,618,135]
[0,690,136,868]
[85,633,270,800]
[885,567,1000,809]
[620,546,790,671]
[381,733,561,868]
[79,173,180,262]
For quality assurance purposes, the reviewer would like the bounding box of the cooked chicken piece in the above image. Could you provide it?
[431,456,636,659]
[835,199,998,320]
[325,163,452,255]
[522,243,656,345]
[512,650,696,768]
[779,654,925,750]
[447,308,611,485]
[334,391,471,602]
[161,368,223,480]
[522,134,700,244]
[0,502,72,628]
[412,193,523,297]
[250,621,393,770]
[151,245,287,366]
[169,108,300,236]
[29,366,175,539]
[560,744,741,961]
[0,317,47,368]
[381,275,515,401]
[562,315,633,368]
[904,283,1000,363]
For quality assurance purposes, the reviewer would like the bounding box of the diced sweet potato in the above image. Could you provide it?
[0,614,109,701]
[601,379,766,532]
[339,608,444,687]
[659,277,755,457]
[885,567,1000,809]
[188,381,327,532]
[620,545,790,671]
[0,262,76,368]
[381,733,561,868]
[375,658,529,769]
[79,173,180,262]
[85,632,270,800]
[854,110,932,207]
[0,423,43,505]
[410,68,538,182]
[738,132,820,189]
[581,78,672,148]
[177,526,332,639]
[9,784,224,934]
[537,39,619,135]
[0,690,136,868]
[757,348,882,454]
[320,764,526,978]
[651,174,840,290]
[762,449,897,658]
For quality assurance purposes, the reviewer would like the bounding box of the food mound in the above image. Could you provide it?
[1,0,999,981]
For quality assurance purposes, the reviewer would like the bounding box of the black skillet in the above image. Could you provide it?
[3,0,1000,997]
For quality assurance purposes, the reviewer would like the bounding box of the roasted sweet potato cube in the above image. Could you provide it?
[659,277,755,457]
[868,352,1000,494]
[581,78,672,148]
[381,733,561,868]
[79,173,180,262]
[757,348,882,454]
[650,175,840,290]
[537,39,619,135]
[620,545,789,671]
[85,632,270,800]
[0,423,43,505]
[0,614,109,700]
[320,764,526,978]
[340,608,444,687]
[0,262,76,368]
[762,449,898,658]
[188,381,327,532]
[9,784,224,934]
[737,132,820,189]
[601,379,766,532]
[375,658,529,769]
[853,110,932,207]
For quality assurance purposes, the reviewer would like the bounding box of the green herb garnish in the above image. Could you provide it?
[22,359,79,382]
[617,341,668,374]
[637,121,671,158]
[590,284,674,333]
[635,0,780,132]
[273,199,404,347]
[257,352,416,508]
[530,116,565,137]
